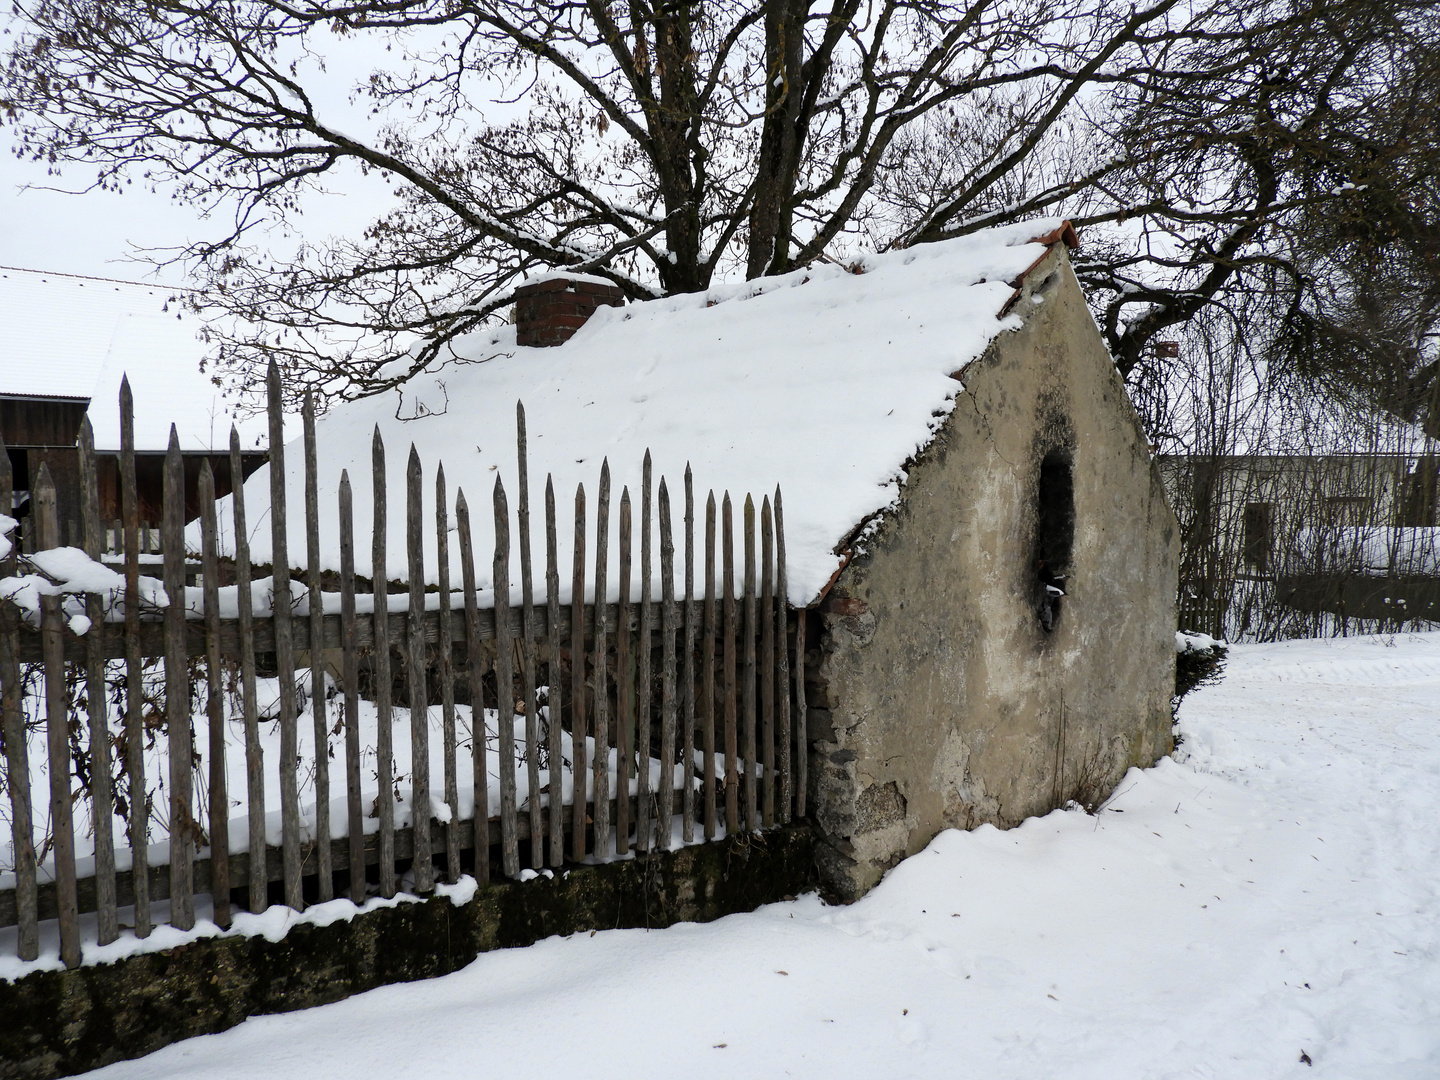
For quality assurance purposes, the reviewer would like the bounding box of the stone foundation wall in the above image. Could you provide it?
[0,827,816,1080]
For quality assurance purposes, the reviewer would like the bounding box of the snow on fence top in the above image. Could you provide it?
[215,220,1068,605]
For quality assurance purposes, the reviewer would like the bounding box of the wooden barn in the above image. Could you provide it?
[0,266,267,551]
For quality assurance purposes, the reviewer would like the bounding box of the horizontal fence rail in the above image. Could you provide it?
[0,365,810,967]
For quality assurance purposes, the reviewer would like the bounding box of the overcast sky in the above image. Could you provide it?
[0,16,436,288]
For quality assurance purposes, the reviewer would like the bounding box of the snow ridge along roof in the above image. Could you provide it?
[217,220,1072,605]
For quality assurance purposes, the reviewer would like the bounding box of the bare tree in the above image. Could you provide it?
[1,0,1434,408]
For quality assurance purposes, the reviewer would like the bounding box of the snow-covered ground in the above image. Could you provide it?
[82,632,1440,1079]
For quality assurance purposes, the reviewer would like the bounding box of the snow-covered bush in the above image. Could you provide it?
[1175,630,1227,703]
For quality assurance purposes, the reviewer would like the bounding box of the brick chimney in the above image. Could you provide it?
[514,276,626,347]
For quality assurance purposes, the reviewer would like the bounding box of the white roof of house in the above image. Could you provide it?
[214,220,1073,605]
[0,266,267,452]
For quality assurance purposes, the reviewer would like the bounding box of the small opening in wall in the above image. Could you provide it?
[1036,448,1074,632]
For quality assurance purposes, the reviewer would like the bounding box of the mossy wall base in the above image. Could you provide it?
[0,826,816,1080]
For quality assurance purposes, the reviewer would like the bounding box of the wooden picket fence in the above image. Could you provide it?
[0,363,808,968]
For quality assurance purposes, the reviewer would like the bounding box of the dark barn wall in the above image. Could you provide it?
[0,397,89,450]
[92,452,266,525]
[0,391,267,547]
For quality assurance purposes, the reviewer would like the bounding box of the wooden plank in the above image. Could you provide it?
[41,597,80,967]
[339,472,366,902]
[514,405,541,869]
[544,476,563,868]
[373,427,396,899]
[268,362,303,911]
[681,467,696,845]
[493,477,519,877]
[569,483,588,861]
[303,394,333,901]
[774,487,792,825]
[36,466,81,966]
[796,598,808,819]
[742,494,757,834]
[615,486,632,857]
[12,588,711,664]
[637,454,653,853]
[162,432,195,930]
[0,432,38,960]
[121,378,150,938]
[199,462,231,928]
[722,493,738,835]
[232,427,266,913]
[591,463,611,860]
[437,466,460,884]
[456,490,489,884]
[658,478,677,850]
[760,496,775,830]
[702,491,717,842]
[78,419,118,943]
[406,447,433,893]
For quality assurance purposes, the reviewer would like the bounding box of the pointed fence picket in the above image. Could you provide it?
[0,371,813,966]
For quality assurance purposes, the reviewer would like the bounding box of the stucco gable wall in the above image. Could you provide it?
[809,245,1179,899]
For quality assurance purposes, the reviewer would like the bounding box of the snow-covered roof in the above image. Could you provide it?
[220,220,1073,605]
[0,267,267,453]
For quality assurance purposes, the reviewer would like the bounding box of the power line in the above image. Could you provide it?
[0,263,195,291]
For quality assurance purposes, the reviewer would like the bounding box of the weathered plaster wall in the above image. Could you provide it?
[809,245,1178,899]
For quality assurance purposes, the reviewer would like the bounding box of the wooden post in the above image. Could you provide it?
[36,465,81,966]
[702,491,717,842]
[658,478,677,850]
[456,491,489,883]
[774,487,792,824]
[437,466,461,883]
[591,463,611,859]
[406,447,433,893]
[615,487,632,856]
[795,603,808,820]
[493,477,519,877]
[681,467,695,844]
[267,363,302,911]
[515,406,541,869]
[339,472,366,902]
[231,428,266,913]
[303,394,332,901]
[162,431,194,930]
[121,378,150,937]
[722,493,738,835]
[544,476,563,868]
[514,406,542,869]
[569,484,588,860]
[760,496,775,829]
[199,462,231,928]
[637,453,653,853]
[78,419,118,943]
[0,433,38,960]
[742,495,757,833]
[373,427,396,899]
